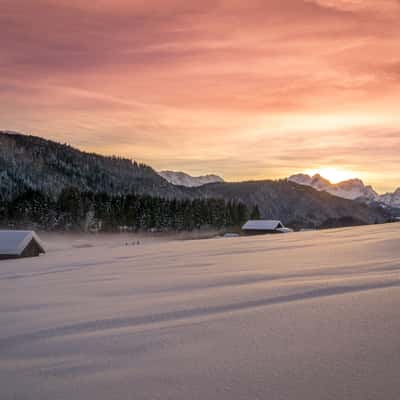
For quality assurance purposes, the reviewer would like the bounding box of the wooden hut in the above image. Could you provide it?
[241,220,292,235]
[0,231,45,260]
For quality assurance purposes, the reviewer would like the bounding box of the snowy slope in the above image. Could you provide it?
[1,224,400,399]
[159,170,224,187]
[289,173,381,202]
[329,179,379,201]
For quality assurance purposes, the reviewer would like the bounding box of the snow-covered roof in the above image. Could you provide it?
[242,220,284,231]
[0,231,45,256]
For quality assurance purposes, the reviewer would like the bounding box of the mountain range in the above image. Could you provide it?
[0,131,394,229]
[288,173,400,208]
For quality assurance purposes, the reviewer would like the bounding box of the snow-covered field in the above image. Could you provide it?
[1,224,400,399]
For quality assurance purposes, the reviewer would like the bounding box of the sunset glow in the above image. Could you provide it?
[1,0,400,192]
[304,168,359,184]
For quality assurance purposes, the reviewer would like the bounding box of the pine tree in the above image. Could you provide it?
[250,205,261,220]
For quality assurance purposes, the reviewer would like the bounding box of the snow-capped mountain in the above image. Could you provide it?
[288,173,397,205]
[159,170,224,187]
[289,173,332,191]
[379,188,400,208]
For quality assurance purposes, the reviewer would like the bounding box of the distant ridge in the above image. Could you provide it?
[202,179,390,229]
[288,173,400,208]
[159,170,224,187]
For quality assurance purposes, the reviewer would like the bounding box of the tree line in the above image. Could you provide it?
[0,187,250,232]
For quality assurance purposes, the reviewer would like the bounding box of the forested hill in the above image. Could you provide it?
[0,131,195,201]
[203,180,390,229]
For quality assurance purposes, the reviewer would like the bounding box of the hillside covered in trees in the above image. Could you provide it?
[203,180,391,230]
[0,131,195,201]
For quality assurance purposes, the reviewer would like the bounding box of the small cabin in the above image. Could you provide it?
[0,231,45,260]
[242,220,291,235]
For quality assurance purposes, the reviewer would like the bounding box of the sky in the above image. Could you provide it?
[1,0,400,192]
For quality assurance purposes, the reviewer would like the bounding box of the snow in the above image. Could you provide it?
[380,188,400,208]
[242,219,283,230]
[159,170,224,187]
[289,173,379,201]
[1,224,400,399]
[288,173,400,206]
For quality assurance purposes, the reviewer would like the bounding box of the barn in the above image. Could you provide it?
[242,220,292,235]
[0,231,45,260]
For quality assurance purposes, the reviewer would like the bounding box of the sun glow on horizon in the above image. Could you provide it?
[304,167,359,184]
